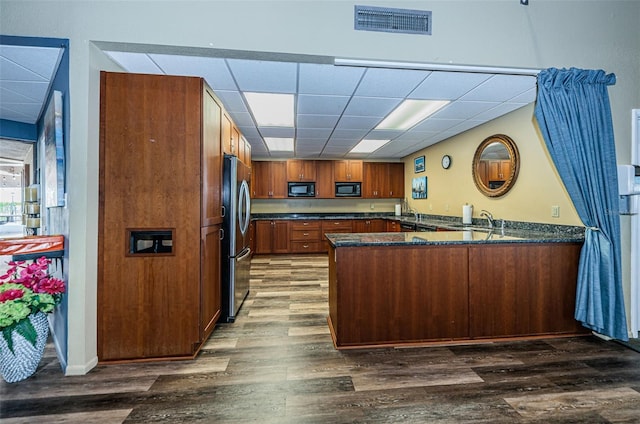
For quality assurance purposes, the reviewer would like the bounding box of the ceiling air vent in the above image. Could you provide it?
[354,5,432,35]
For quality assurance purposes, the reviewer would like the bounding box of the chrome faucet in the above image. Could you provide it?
[479,210,495,228]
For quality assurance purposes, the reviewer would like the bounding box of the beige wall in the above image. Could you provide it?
[404,104,581,226]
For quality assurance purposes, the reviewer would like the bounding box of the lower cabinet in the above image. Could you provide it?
[290,220,324,253]
[353,219,386,232]
[255,220,290,254]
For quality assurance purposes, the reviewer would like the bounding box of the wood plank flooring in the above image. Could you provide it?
[2,254,640,423]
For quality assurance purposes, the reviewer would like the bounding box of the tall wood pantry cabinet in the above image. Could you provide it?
[98,72,223,362]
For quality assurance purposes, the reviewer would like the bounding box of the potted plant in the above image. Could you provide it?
[0,256,65,383]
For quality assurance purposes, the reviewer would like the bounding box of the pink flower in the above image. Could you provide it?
[0,288,25,302]
[34,277,66,295]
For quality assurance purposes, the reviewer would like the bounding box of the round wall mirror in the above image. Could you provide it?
[472,134,520,197]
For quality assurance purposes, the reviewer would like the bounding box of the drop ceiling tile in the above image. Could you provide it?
[296,114,340,129]
[298,63,364,95]
[226,59,297,93]
[0,107,34,124]
[297,94,350,115]
[509,87,536,103]
[410,71,493,100]
[237,125,261,139]
[0,56,48,82]
[433,101,500,120]
[214,90,248,113]
[335,115,380,130]
[461,74,537,102]
[392,131,437,143]
[258,127,295,138]
[366,129,404,139]
[473,103,527,122]
[329,128,369,140]
[0,82,48,103]
[411,118,463,132]
[104,51,164,74]
[355,67,430,97]
[149,54,237,91]
[296,128,333,139]
[0,45,61,80]
[343,96,402,117]
[228,111,254,127]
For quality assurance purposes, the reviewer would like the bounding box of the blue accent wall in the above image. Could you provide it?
[0,119,37,141]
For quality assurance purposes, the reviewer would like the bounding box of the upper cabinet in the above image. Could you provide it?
[315,160,334,198]
[252,161,287,198]
[286,160,316,182]
[334,160,363,182]
[363,162,404,199]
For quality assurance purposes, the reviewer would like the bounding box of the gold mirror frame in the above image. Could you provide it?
[472,134,520,198]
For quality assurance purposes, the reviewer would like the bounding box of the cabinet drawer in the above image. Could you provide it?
[322,220,353,233]
[290,241,324,253]
[291,229,322,241]
[290,220,321,231]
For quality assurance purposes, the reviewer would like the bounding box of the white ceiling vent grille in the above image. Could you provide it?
[354,5,431,35]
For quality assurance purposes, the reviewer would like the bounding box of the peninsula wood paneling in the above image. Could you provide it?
[329,245,469,346]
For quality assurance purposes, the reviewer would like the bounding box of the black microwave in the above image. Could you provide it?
[335,182,361,197]
[288,182,316,197]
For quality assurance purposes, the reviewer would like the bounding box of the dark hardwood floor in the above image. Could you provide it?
[2,254,640,423]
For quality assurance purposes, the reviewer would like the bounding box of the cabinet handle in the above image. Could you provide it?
[303,222,309,226]
[219,228,224,240]
[303,244,309,248]
[303,232,309,236]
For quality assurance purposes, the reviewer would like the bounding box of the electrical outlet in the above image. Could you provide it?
[429,204,433,211]
[551,205,560,218]
[370,203,375,210]
[445,203,449,212]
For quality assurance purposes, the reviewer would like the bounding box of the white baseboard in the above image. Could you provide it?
[65,356,98,376]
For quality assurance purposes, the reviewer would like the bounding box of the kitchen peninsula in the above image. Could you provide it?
[324,224,588,349]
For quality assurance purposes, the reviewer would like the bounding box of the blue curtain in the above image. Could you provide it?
[534,68,628,341]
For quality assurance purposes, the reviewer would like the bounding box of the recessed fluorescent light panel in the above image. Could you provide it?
[376,99,449,130]
[350,139,390,154]
[265,137,294,152]
[245,92,294,127]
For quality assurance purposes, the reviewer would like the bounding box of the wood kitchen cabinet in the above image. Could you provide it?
[254,220,290,254]
[353,219,386,232]
[387,162,405,198]
[200,224,222,341]
[289,220,324,253]
[334,160,362,182]
[468,243,584,338]
[222,112,241,156]
[363,162,404,198]
[251,161,287,198]
[286,160,316,181]
[315,160,335,198]
[98,72,223,362]
[386,220,401,232]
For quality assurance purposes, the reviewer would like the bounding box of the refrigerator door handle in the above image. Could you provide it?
[236,248,251,262]
[219,228,224,241]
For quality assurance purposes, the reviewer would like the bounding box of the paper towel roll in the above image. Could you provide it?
[462,204,473,224]
[395,204,402,216]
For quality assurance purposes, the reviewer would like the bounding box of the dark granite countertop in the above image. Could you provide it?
[251,212,585,245]
[325,229,582,247]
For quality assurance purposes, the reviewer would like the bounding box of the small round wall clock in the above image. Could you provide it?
[441,154,452,169]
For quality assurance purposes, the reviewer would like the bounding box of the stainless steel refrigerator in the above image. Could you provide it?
[221,155,251,322]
